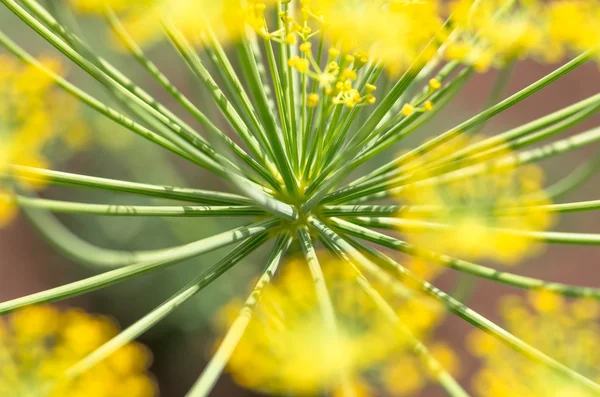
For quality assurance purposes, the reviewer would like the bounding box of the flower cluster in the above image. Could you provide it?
[469,293,600,396]
[1,0,599,396]
[0,306,156,397]
[0,55,87,227]
[448,0,600,71]
[395,136,554,264]
[216,254,457,395]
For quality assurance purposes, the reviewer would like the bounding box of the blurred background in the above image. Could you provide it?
[1,2,600,396]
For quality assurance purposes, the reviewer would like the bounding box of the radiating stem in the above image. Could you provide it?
[16,196,264,217]
[10,165,252,205]
[346,238,600,395]
[330,217,600,299]
[0,219,279,315]
[65,233,270,379]
[187,233,292,397]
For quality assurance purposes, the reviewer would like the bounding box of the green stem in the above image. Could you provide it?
[386,52,592,174]
[347,238,600,395]
[349,216,600,245]
[10,165,251,205]
[162,22,279,182]
[65,233,270,378]
[1,0,232,174]
[105,10,275,187]
[0,29,222,174]
[297,226,353,395]
[0,219,279,315]
[330,217,600,299]
[317,225,469,397]
[187,234,292,397]
[16,196,264,217]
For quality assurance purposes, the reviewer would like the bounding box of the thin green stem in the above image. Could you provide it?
[346,238,600,395]
[105,10,275,186]
[0,29,221,174]
[348,216,600,245]
[16,196,264,217]
[10,165,251,205]
[297,226,353,395]
[65,233,269,378]
[318,226,469,397]
[387,52,592,173]
[186,233,292,397]
[0,219,279,315]
[330,217,600,299]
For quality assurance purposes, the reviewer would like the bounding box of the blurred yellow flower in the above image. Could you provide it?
[0,306,156,397]
[394,136,554,265]
[0,54,89,227]
[468,293,600,397]
[216,253,455,395]
[447,0,600,71]
[71,0,277,49]
[319,0,443,76]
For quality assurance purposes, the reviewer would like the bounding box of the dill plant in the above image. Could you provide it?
[0,0,600,395]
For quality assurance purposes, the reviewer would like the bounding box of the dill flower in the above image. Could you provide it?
[0,54,88,226]
[216,254,453,395]
[468,293,600,397]
[1,0,600,396]
[71,0,276,48]
[318,0,444,76]
[0,305,156,397]
[393,136,554,265]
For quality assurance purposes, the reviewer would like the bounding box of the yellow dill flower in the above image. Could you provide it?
[394,136,555,265]
[72,0,277,48]
[216,254,451,395]
[0,306,157,397]
[468,293,600,397]
[319,0,443,76]
[448,0,566,70]
[547,0,600,62]
[0,54,88,226]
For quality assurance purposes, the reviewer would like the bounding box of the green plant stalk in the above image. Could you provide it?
[105,11,276,187]
[348,63,465,187]
[349,216,600,245]
[362,281,470,397]
[346,237,600,394]
[19,0,226,162]
[0,219,279,315]
[22,0,259,184]
[236,32,283,155]
[325,199,600,216]
[10,165,251,205]
[346,125,600,204]
[297,226,354,396]
[203,26,276,161]
[347,69,471,171]
[302,41,459,208]
[385,51,592,172]
[311,218,600,394]
[2,0,237,177]
[187,234,292,397]
[330,217,600,299]
[16,196,264,217]
[301,62,429,210]
[355,86,600,189]
[318,227,469,397]
[0,30,225,176]
[262,37,300,195]
[65,233,269,379]
[162,22,283,183]
[324,74,599,205]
